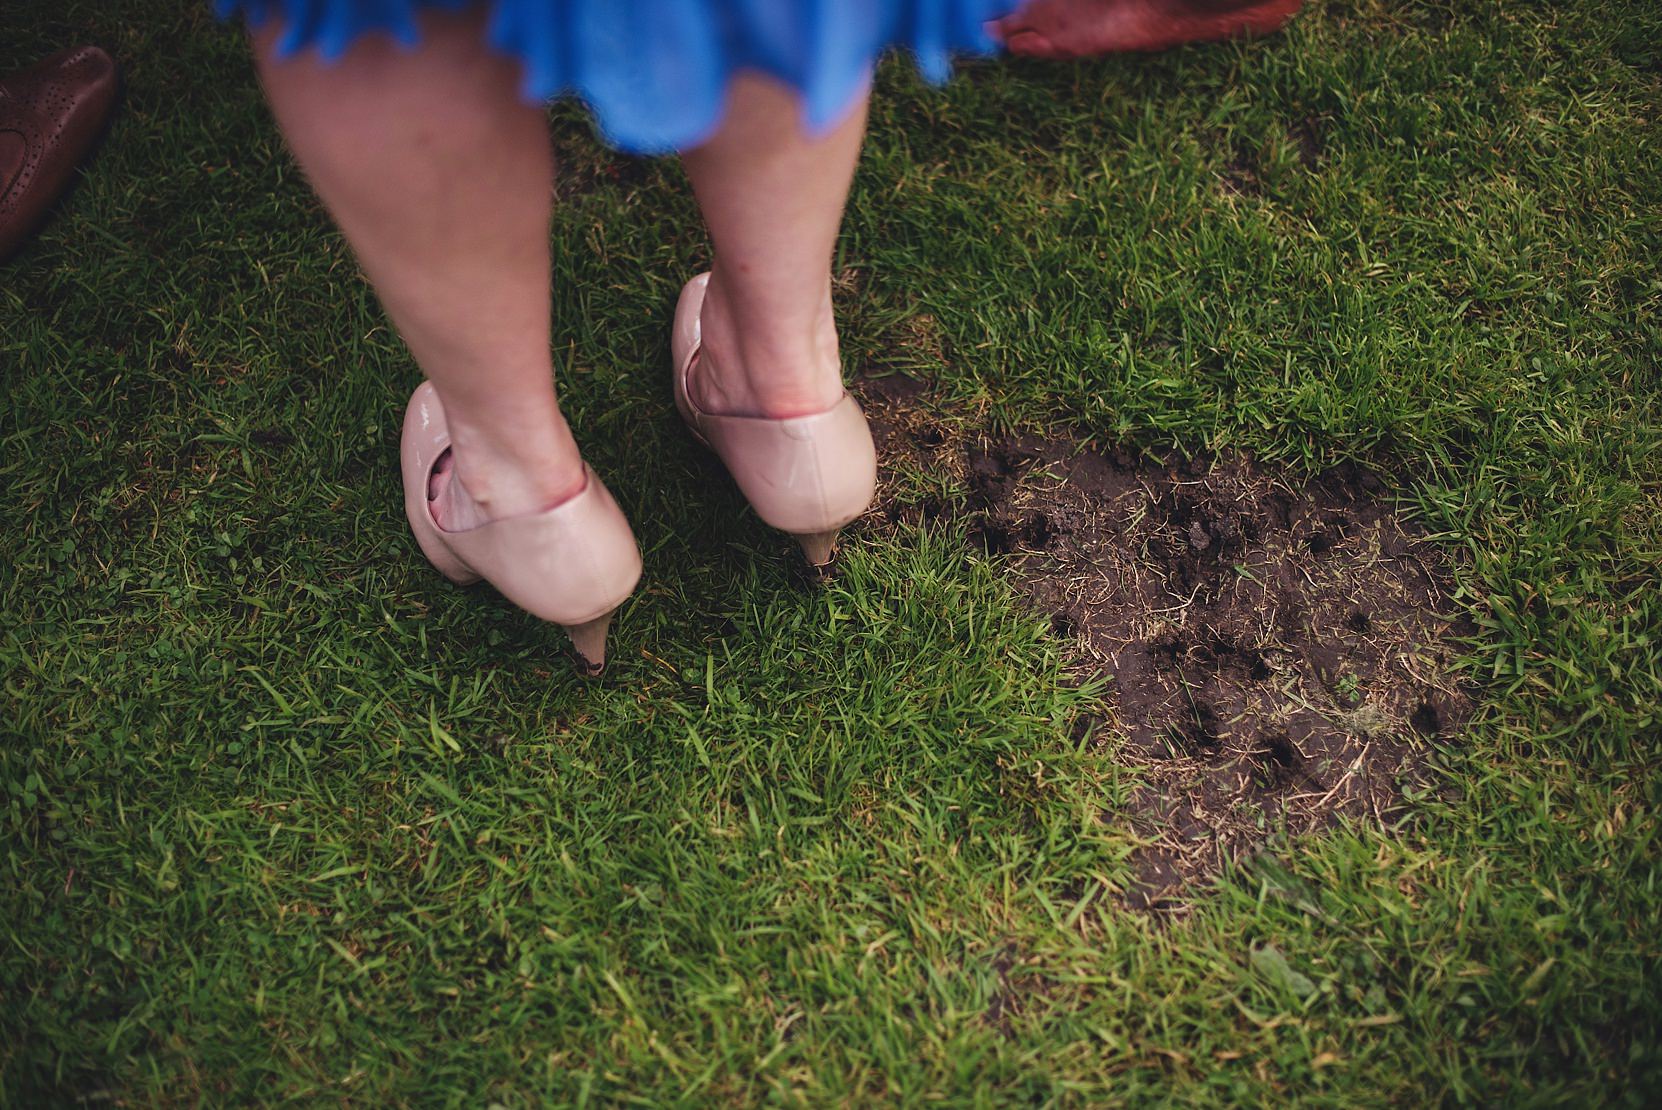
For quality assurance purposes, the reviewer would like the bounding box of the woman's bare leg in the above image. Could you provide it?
[252,11,584,530]
[680,74,870,419]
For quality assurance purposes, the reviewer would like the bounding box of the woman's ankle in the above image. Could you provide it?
[693,271,845,418]
[433,421,588,530]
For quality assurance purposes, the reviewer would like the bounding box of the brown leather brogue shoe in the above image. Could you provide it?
[0,45,120,262]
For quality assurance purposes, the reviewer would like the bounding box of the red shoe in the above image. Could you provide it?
[993,0,1303,59]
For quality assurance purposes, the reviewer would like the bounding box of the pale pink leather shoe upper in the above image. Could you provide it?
[671,273,877,536]
[400,382,642,628]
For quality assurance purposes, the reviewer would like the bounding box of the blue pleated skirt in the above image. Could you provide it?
[217,1,1014,153]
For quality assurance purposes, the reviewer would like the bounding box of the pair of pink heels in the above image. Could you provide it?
[400,274,878,675]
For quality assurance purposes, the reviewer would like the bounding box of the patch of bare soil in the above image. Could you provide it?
[855,372,1473,913]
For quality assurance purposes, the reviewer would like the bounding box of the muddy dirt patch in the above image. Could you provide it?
[855,372,1473,913]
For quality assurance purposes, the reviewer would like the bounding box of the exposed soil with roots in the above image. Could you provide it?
[854,371,1473,913]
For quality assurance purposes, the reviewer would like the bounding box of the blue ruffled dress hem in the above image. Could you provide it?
[217,0,1013,153]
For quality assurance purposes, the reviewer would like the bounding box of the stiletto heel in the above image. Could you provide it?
[792,529,840,569]
[671,273,876,572]
[401,382,642,676]
[563,610,615,677]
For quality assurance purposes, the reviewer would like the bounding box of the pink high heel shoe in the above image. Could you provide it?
[671,273,878,569]
[400,382,642,675]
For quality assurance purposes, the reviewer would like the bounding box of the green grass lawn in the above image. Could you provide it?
[4,0,1660,1102]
